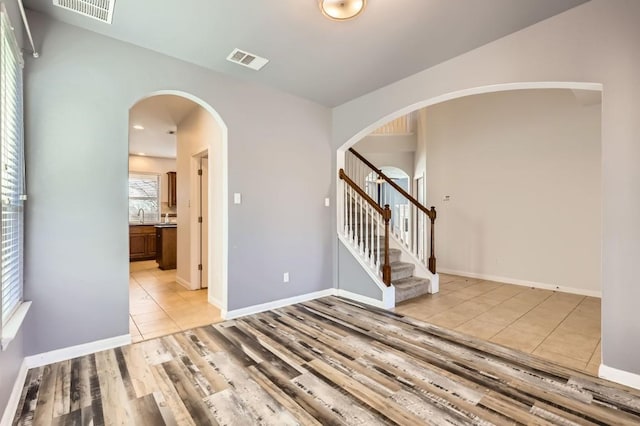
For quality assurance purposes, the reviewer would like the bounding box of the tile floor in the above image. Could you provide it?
[395,273,601,375]
[129,260,221,342]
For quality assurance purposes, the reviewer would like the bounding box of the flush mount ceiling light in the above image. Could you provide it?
[133,124,144,130]
[319,0,366,21]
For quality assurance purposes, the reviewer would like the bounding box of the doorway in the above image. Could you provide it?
[126,92,228,342]
[195,152,209,289]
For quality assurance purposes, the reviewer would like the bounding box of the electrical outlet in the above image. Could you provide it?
[283,272,289,283]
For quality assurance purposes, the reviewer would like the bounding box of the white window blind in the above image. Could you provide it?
[0,5,25,327]
[129,173,160,223]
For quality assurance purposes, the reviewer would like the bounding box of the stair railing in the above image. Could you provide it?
[345,148,437,274]
[339,169,392,286]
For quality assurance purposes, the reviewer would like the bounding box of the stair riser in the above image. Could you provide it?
[391,266,414,281]
[395,285,430,303]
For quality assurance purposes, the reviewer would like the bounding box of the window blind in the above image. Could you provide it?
[0,6,25,326]
[129,173,160,223]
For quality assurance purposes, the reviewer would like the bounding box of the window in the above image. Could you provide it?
[0,5,26,331]
[129,173,160,223]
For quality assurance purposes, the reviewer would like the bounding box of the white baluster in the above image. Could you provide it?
[364,201,369,262]
[370,205,375,268]
[376,212,381,274]
[359,194,364,254]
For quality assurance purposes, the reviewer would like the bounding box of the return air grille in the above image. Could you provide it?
[53,0,116,24]
[226,48,269,71]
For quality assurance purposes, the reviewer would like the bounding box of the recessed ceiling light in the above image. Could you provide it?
[133,125,144,130]
[319,0,366,21]
[138,152,146,156]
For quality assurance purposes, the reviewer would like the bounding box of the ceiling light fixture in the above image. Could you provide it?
[133,125,144,130]
[138,152,146,156]
[319,0,366,21]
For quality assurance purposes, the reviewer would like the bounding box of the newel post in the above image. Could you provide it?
[428,206,437,274]
[382,204,392,286]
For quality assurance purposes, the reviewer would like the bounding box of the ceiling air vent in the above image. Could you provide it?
[226,48,269,71]
[53,0,116,24]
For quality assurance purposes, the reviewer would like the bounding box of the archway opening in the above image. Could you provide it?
[126,91,228,342]
[337,84,603,374]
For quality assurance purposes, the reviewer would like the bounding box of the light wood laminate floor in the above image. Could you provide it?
[13,297,639,425]
[395,274,601,374]
[129,261,221,342]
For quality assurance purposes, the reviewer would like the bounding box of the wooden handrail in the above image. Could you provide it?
[348,147,437,274]
[339,169,388,219]
[349,147,435,221]
[340,168,392,286]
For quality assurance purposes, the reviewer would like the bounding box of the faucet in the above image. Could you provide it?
[164,213,169,223]
[137,208,145,224]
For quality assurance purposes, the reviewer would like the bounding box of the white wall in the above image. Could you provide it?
[175,106,222,301]
[424,89,601,294]
[332,0,640,376]
[128,155,176,214]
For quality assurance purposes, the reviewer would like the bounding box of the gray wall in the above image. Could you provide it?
[338,241,382,300]
[0,0,27,420]
[22,11,332,359]
[333,0,640,376]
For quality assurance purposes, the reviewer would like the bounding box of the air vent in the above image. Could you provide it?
[226,48,269,71]
[53,0,116,24]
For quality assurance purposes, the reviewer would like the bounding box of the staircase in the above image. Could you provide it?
[351,208,433,303]
[340,151,439,306]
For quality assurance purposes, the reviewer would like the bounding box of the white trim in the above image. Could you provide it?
[437,268,601,298]
[336,288,394,310]
[223,289,335,320]
[1,302,31,351]
[175,276,193,290]
[24,334,131,369]
[208,295,224,310]
[0,359,27,426]
[599,364,640,390]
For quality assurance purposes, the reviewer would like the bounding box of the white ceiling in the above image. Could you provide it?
[128,95,198,158]
[24,0,590,107]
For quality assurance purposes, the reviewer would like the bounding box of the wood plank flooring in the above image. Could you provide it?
[12,296,640,425]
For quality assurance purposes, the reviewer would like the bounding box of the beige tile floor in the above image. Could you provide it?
[129,260,221,342]
[395,274,602,375]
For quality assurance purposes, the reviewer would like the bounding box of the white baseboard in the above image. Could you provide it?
[224,289,335,320]
[336,288,394,309]
[175,276,193,290]
[599,364,640,390]
[24,334,131,369]
[208,295,225,311]
[0,359,28,426]
[437,268,602,298]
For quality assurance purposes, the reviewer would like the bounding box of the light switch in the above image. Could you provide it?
[234,193,241,204]
[324,197,330,207]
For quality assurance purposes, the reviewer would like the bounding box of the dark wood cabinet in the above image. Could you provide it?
[167,171,177,207]
[156,225,177,270]
[129,225,157,261]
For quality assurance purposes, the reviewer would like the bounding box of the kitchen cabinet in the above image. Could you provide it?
[167,171,177,207]
[129,225,156,261]
[155,224,177,270]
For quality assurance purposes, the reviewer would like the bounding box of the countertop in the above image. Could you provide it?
[129,223,177,227]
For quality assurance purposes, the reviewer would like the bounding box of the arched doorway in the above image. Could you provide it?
[336,84,603,375]
[127,91,228,341]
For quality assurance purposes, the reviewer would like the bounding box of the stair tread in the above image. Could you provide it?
[393,276,430,287]
[390,261,414,270]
